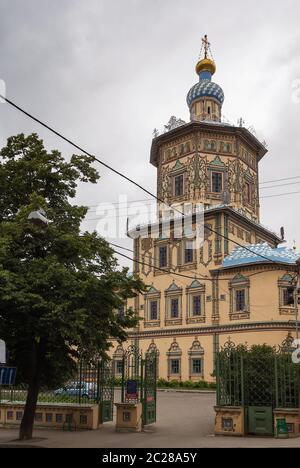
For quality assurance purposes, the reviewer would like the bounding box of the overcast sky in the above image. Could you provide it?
[0,0,299,268]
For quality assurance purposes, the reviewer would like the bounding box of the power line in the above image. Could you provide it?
[112,247,215,282]
[260,181,300,190]
[85,198,153,210]
[109,242,287,282]
[0,93,280,266]
[110,241,213,280]
[0,94,164,207]
[261,190,300,199]
[260,175,300,185]
[76,178,300,212]
[82,186,300,216]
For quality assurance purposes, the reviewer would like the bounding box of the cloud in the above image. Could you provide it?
[0,0,300,266]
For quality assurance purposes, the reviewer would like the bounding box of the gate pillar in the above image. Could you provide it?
[115,402,142,432]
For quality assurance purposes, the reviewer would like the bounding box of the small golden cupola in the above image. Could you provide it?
[187,35,224,122]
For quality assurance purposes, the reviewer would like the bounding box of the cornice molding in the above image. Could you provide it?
[150,122,267,167]
[128,321,297,339]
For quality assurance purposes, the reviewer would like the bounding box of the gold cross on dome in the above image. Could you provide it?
[202,34,210,59]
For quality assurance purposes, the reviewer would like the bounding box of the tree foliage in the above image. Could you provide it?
[0,134,145,438]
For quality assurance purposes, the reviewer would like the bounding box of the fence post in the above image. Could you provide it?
[121,354,125,403]
[141,356,144,403]
[241,354,244,407]
[97,360,101,405]
[216,351,220,405]
[79,360,82,405]
[274,355,278,408]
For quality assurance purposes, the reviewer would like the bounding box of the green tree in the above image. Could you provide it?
[0,133,145,440]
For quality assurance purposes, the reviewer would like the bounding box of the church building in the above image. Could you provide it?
[111,36,300,382]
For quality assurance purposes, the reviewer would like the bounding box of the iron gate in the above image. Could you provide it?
[243,353,275,436]
[122,345,158,426]
[216,338,300,436]
[122,345,142,404]
[142,351,158,425]
[98,359,114,423]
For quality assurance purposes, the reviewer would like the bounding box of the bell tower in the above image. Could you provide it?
[150,35,267,223]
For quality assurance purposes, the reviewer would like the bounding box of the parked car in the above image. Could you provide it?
[54,381,97,399]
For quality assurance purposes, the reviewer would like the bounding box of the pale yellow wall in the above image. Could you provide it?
[111,328,294,383]
[217,268,297,325]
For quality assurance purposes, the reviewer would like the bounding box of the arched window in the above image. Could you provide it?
[113,344,124,376]
[229,274,250,320]
[186,280,206,324]
[278,274,297,314]
[165,282,183,326]
[188,338,204,379]
[144,286,161,327]
[167,339,182,380]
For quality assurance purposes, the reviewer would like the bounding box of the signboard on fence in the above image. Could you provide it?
[125,380,138,400]
[0,367,17,385]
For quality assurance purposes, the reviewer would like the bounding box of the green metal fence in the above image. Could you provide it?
[216,338,300,409]
[0,361,103,406]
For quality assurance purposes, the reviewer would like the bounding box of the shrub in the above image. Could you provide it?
[168,379,180,388]
[157,378,169,388]
[157,379,216,390]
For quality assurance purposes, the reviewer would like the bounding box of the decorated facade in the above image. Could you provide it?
[111,36,300,382]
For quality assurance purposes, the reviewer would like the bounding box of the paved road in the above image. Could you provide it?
[0,392,300,448]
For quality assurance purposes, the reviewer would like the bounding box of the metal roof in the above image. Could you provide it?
[222,242,300,268]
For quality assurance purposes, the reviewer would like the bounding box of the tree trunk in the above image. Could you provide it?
[19,340,46,440]
[19,376,40,440]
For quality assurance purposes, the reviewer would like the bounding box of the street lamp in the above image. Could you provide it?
[27,208,49,228]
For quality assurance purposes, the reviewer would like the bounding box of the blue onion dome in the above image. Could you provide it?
[186,57,224,108]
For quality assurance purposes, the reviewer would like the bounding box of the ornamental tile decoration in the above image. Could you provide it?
[210,155,226,167]
[187,80,225,108]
